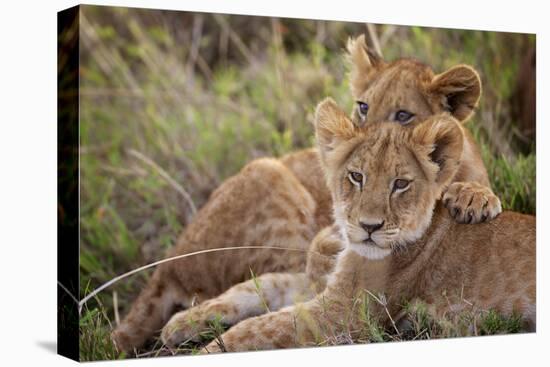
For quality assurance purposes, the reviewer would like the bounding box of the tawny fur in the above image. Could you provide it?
[195,99,534,353]
[112,158,320,351]
[160,226,341,348]
[112,36,502,352]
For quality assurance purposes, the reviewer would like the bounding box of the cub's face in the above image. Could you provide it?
[332,129,437,259]
[347,35,482,129]
[314,99,464,260]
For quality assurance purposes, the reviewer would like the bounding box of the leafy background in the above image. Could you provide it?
[76,5,536,360]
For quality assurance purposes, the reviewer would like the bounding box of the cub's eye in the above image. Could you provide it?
[393,178,411,192]
[348,171,364,187]
[357,101,369,118]
[395,110,415,124]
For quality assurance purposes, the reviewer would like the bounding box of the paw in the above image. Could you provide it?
[161,309,206,348]
[443,182,502,224]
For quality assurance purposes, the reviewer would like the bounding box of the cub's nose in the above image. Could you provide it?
[360,220,384,234]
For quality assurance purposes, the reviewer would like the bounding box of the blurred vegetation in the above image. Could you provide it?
[76,5,535,360]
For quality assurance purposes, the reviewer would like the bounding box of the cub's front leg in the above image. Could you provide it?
[162,226,344,350]
[443,133,502,224]
[199,288,375,353]
[199,250,394,353]
[443,181,502,224]
[161,272,315,348]
[199,300,326,353]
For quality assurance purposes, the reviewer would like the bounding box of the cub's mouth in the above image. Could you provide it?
[362,238,387,249]
[349,236,393,260]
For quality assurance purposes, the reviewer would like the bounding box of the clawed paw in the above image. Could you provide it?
[443,182,502,224]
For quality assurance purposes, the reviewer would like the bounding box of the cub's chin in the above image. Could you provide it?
[348,241,392,260]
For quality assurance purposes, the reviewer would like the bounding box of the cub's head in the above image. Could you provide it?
[315,98,464,259]
[347,35,481,127]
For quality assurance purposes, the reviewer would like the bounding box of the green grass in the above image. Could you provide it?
[76,6,535,361]
[485,152,536,214]
[79,302,125,361]
[323,296,526,346]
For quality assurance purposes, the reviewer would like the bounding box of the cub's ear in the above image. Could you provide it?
[314,98,356,156]
[429,65,482,122]
[411,114,464,187]
[346,35,384,98]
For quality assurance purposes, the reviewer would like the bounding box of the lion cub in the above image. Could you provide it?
[346,35,501,224]
[191,99,535,353]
